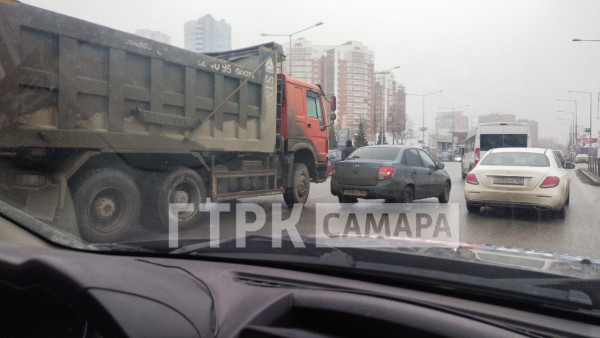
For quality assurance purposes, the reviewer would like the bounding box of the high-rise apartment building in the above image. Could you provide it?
[134,29,171,44]
[331,41,375,141]
[282,39,406,143]
[184,15,231,53]
[375,72,405,142]
[284,38,331,85]
[284,40,376,142]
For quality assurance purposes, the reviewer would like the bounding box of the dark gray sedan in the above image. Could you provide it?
[330,145,451,203]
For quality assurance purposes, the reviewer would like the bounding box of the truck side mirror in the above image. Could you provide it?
[329,113,337,121]
[330,95,337,112]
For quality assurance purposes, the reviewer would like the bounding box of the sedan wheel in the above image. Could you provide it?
[438,182,450,203]
[554,206,566,219]
[466,203,481,213]
[400,187,414,203]
[338,195,358,203]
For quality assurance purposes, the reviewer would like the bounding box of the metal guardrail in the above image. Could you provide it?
[589,157,600,176]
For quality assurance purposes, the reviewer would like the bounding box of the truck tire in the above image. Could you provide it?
[70,168,141,243]
[145,168,206,230]
[284,163,310,207]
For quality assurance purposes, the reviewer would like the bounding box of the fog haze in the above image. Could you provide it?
[23,0,600,142]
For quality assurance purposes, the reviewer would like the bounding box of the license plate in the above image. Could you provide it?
[493,177,524,185]
[344,189,367,197]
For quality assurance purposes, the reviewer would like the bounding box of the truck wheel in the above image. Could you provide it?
[284,163,310,207]
[70,168,141,243]
[146,168,206,230]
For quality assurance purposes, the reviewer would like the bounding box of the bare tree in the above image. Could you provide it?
[390,118,415,145]
[389,116,406,145]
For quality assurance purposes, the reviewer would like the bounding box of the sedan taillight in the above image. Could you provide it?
[378,166,394,180]
[540,176,560,188]
[331,164,336,176]
[466,173,479,185]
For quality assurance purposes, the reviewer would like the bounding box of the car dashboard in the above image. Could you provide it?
[1,237,600,338]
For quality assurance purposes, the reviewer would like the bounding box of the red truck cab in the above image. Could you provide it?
[279,74,335,183]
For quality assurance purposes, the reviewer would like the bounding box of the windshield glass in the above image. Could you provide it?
[2,0,600,317]
[480,152,550,167]
[347,147,400,161]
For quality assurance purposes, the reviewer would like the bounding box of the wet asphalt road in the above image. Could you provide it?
[130,162,600,259]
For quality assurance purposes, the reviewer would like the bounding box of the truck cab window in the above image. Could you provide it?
[306,94,324,125]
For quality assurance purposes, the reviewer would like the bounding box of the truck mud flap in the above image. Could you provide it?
[315,162,328,182]
[25,184,59,221]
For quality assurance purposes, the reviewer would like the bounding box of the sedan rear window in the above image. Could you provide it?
[348,148,400,161]
[480,152,550,167]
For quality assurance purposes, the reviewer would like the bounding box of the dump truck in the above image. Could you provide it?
[0,1,336,242]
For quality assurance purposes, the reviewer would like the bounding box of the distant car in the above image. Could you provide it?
[575,153,589,163]
[331,145,451,203]
[441,152,450,161]
[553,150,566,166]
[454,147,465,162]
[464,148,574,216]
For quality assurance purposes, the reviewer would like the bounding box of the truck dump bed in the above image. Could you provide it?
[0,1,280,153]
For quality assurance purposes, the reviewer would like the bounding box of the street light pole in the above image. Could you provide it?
[261,22,324,78]
[569,90,593,156]
[557,99,578,149]
[406,90,443,147]
[438,104,469,151]
[374,66,401,143]
[559,118,573,151]
[558,110,575,155]
[572,38,600,156]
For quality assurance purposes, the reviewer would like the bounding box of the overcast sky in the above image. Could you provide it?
[22,0,600,142]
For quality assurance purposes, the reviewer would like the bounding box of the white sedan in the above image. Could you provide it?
[464,148,575,216]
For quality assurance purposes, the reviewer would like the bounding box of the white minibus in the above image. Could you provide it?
[461,122,530,178]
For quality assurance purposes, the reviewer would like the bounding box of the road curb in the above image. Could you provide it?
[577,168,600,186]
